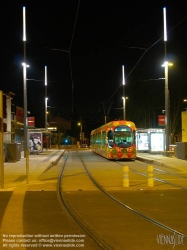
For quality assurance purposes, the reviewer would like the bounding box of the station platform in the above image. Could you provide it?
[137,152,187,173]
[0,149,186,190]
[0,150,65,190]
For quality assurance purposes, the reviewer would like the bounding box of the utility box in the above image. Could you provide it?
[17,143,22,159]
[6,143,21,162]
[176,142,187,160]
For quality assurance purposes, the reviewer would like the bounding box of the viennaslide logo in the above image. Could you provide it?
[157,233,185,249]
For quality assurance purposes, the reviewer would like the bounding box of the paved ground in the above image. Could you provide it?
[0,150,64,190]
[0,149,101,250]
[137,153,187,173]
[1,150,186,190]
[0,150,186,249]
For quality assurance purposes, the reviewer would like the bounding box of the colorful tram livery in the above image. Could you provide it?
[90,120,136,160]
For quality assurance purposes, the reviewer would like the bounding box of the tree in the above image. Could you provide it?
[50,132,64,146]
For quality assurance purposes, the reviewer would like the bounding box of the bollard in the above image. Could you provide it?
[148,165,154,187]
[123,166,129,187]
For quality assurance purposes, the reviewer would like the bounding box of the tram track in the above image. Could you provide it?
[57,150,187,249]
[116,160,187,190]
[78,151,187,238]
[135,160,187,179]
[57,151,114,250]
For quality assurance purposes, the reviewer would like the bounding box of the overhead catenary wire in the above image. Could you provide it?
[46,0,81,118]
[45,8,186,121]
[69,0,81,117]
[93,15,187,118]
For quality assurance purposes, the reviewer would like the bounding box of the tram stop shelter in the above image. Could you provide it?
[136,128,165,154]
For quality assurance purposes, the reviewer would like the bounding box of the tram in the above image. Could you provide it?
[90,120,136,160]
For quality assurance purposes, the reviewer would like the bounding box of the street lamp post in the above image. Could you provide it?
[22,62,29,184]
[164,61,169,151]
[45,66,48,129]
[163,7,169,152]
[183,99,187,112]
[22,62,30,140]
[122,65,126,120]
[22,63,29,158]
[23,6,27,158]
[0,91,4,188]
[78,122,82,147]
[162,61,173,151]
[22,63,30,183]
[23,6,30,184]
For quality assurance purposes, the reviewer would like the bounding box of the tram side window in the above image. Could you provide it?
[107,130,114,148]
[97,133,101,146]
[96,134,98,145]
[98,133,102,146]
[95,133,100,146]
[102,131,106,147]
[93,134,97,146]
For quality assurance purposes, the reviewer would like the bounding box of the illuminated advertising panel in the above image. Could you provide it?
[150,132,164,152]
[137,133,149,151]
[29,132,42,152]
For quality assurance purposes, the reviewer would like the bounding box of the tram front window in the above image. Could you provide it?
[114,126,134,148]
[115,134,133,148]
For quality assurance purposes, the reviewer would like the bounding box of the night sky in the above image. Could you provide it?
[1,0,187,135]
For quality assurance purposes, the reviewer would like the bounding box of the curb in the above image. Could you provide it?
[43,151,65,173]
[136,156,170,168]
